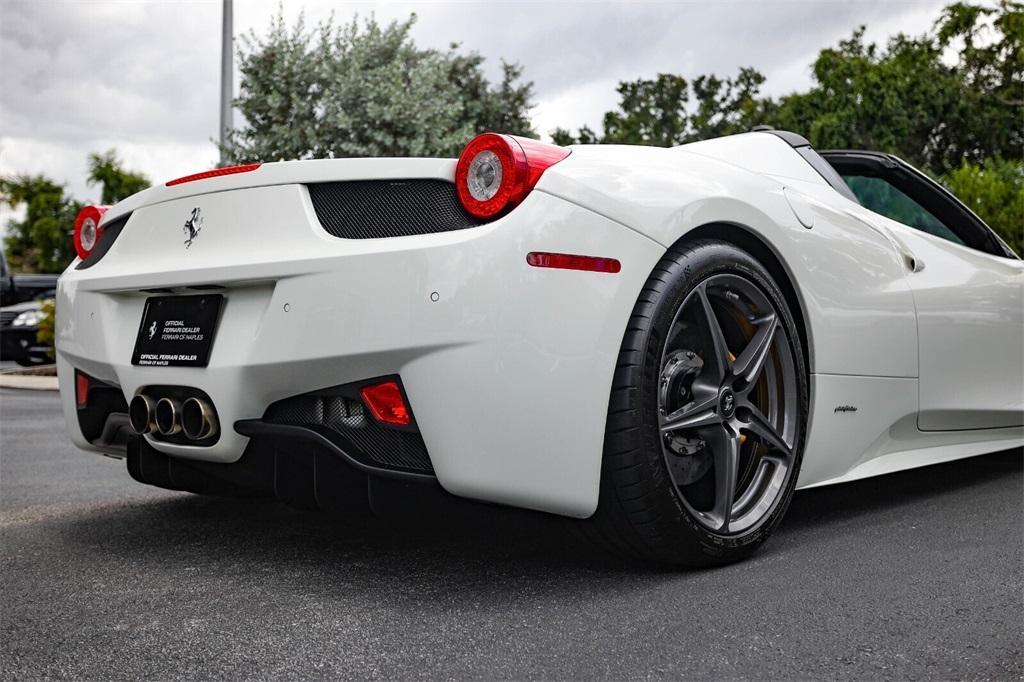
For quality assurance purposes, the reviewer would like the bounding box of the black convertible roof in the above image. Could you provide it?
[752,128,859,202]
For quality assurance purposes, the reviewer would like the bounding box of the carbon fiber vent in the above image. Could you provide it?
[264,390,433,474]
[306,179,483,239]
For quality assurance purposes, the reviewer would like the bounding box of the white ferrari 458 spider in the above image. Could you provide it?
[56,130,1022,565]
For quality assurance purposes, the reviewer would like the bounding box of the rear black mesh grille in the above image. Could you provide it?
[307,179,483,239]
[264,391,433,474]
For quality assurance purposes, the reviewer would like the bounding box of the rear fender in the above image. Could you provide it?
[539,147,918,379]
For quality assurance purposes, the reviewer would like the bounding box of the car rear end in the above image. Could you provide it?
[56,137,665,517]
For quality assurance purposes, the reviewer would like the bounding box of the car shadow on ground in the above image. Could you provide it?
[49,448,1022,589]
[785,447,1022,529]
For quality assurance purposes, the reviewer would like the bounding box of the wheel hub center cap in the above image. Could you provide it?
[718,388,736,419]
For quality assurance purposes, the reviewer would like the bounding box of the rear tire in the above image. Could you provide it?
[588,239,808,566]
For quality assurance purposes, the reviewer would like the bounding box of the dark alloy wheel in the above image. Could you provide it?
[589,239,808,566]
[658,272,798,536]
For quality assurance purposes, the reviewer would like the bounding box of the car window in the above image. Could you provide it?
[842,174,965,246]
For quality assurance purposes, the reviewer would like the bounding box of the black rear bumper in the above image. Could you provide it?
[76,370,438,506]
[127,426,438,514]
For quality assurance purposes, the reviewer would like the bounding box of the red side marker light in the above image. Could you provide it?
[75,371,90,408]
[526,252,621,274]
[166,163,262,187]
[360,380,411,426]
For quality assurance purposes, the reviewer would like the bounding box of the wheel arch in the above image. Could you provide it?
[672,222,814,374]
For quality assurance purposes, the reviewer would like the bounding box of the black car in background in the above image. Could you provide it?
[1,249,59,306]
[1,250,57,366]
[0,298,51,366]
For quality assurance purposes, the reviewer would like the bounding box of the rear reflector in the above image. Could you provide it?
[75,371,90,408]
[360,381,411,426]
[166,163,262,187]
[526,252,621,274]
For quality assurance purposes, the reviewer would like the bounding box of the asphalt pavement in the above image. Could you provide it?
[1,387,1021,680]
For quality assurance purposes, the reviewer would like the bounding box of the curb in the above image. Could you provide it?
[0,375,59,391]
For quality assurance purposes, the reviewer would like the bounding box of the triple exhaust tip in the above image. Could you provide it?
[129,394,219,441]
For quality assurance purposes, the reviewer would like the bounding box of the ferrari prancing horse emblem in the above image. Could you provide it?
[183,207,203,248]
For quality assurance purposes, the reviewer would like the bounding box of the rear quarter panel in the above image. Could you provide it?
[539,142,928,489]
[539,143,919,379]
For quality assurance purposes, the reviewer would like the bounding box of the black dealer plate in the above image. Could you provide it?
[131,295,223,367]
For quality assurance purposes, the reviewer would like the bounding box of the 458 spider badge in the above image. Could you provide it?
[183,207,203,248]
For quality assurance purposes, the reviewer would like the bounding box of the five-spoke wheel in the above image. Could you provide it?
[658,273,798,536]
[592,239,807,566]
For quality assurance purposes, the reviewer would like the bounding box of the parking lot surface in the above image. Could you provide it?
[1,387,1021,679]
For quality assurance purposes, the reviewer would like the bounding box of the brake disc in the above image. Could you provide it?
[659,349,713,485]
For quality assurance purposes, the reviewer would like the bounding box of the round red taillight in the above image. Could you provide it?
[73,205,109,261]
[455,133,570,219]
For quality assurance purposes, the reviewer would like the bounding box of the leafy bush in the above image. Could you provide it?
[222,13,534,163]
[0,176,82,273]
[942,159,1024,256]
[2,150,148,273]
[36,299,56,362]
[555,1,1022,181]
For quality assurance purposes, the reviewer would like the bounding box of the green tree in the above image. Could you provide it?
[223,12,535,163]
[87,150,149,204]
[936,1,1023,167]
[551,125,598,146]
[600,74,690,146]
[554,69,769,146]
[770,30,962,170]
[688,68,773,141]
[0,175,81,273]
[447,55,534,138]
[1,151,147,273]
[556,1,1021,171]
[36,299,56,361]
[943,159,1024,255]
[767,1,1021,170]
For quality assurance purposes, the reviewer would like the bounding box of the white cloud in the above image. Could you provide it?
[0,136,216,203]
[1,0,950,212]
[532,77,621,140]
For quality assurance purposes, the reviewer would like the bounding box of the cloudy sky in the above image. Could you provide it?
[2,0,948,208]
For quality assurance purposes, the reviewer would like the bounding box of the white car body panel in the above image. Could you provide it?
[56,132,1023,518]
[541,139,920,378]
[882,224,1023,430]
[57,185,664,517]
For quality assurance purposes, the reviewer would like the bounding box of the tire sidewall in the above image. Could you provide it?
[636,241,809,560]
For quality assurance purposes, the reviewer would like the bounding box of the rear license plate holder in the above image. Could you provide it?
[131,294,223,367]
